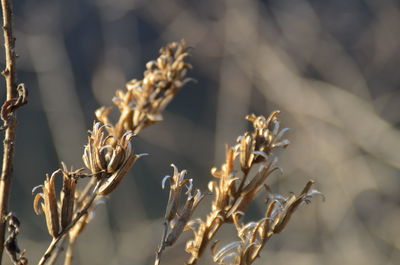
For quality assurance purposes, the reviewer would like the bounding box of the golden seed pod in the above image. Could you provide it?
[42,172,60,238]
[239,133,254,173]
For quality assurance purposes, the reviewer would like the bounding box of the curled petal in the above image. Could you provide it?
[192,189,205,208]
[304,189,325,203]
[161,175,171,189]
[272,120,280,136]
[213,241,241,263]
[179,170,188,183]
[33,193,44,215]
[185,179,194,196]
[274,127,290,142]
[171,164,179,177]
[272,139,290,148]
[208,181,217,192]
[216,252,239,265]
[31,185,43,194]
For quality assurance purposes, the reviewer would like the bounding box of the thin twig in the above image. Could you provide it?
[0,0,19,263]
[45,237,66,265]
[154,221,169,265]
[37,180,103,265]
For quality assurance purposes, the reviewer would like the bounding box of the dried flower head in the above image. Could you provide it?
[33,41,194,265]
[33,170,61,238]
[238,111,289,170]
[96,40,192,136]
[60,164,78,230]
[184,112,319,265]
[213,181,324,265]
[162,165,204,246]
[82,122,143,195]
[155,165,204,265]
[33,167,80,238]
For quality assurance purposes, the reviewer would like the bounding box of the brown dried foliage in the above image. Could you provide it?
[180,112,322,265]
[28,40,320,265]
[32,40,192,265]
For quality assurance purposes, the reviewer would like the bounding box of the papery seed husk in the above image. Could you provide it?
[273,181,314,233]
[164,189,180,222]
[44,176,60,237]
[165,197,194,246]
[107,147,125,173]
[95,148,108,172]
[98,154,138,195]
[87,139,98,173]
[82,148,91,170]
[239,136,249,172]
[61,175,77,229]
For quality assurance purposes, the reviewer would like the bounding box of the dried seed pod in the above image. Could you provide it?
[185,112,320,265]
[60,171,77,230]
[239,133,254,173]
[84,123,143,194]
[106,146,125,173]
[164,195,195,246]
[108,40,192,134]
[33,170,61,238]
[157,166,204,260]
[163,165,189,222]
[97,154,141,195]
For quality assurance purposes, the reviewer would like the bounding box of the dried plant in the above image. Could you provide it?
[212,181,323,265]
[180,112,322,265]
[30,40,192,265]
[0,1,323,264]
[0,0,28,263]
[4,213,27,265]
[155,165,204,265]
[96,41,192,137]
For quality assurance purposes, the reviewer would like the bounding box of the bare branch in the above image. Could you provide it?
[0,0,27,263]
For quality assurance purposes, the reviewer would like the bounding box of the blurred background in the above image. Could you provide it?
[1,0,399,264]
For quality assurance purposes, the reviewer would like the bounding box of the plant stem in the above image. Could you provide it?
[46,237,66,265]
[154,221,168,265]
[0,0,18,263]
[63,238,75,265]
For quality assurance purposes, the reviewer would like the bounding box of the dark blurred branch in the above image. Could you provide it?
[0,0,26,263]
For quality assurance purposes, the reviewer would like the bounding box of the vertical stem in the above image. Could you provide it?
[154,221,168,265]
[63,238,75,265]
[0,0,17,263]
